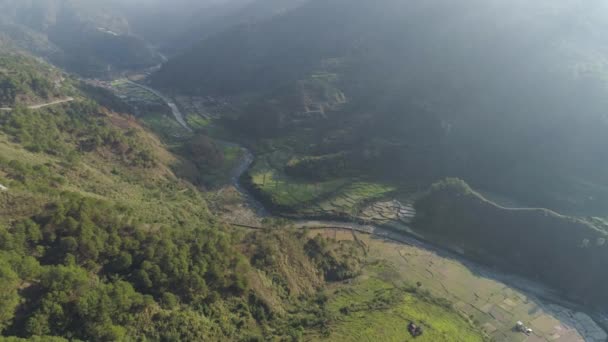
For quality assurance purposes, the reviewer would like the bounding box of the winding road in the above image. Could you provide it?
[0,97,74,111]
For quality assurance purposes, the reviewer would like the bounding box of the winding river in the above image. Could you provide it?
[135,81,607,342]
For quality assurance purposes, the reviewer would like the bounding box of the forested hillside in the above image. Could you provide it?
[414,178,608,308]
[0,53,487,341]
[0,53,65,107]
[153,0,608,217]
[0,53,334,340]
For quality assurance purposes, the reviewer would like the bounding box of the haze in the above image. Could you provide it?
[1,1,608,341]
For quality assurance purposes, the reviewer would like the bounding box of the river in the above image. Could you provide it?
[133,81,607,341]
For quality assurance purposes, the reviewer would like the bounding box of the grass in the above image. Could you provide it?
[338,231,584,342]
[0,113,211,229]
[185,113,211,130]
[251,169,349,207]
[112,80,160,102]
[249,147,396,214]
[316,182,395,212]
[0,135,53,164]
[251,165,395,216]
[109,79,191,144]
[139,111,192,143]
[314,265,486,342]
[323,293,484,342]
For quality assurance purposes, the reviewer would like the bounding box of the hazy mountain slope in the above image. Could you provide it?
[0,0,160,77]
[414,179,608,308]
[105,0,232,49]
[161,0,310,54]
[102,0,308,55]
[154,0,608,215]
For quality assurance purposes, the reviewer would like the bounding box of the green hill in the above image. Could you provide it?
[414,178,608,308]
[0,52,66,107]
[0,52,485,341]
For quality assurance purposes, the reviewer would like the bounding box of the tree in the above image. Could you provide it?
[109,252,132,273]
[0,259,20,333]
[185,134,224,169]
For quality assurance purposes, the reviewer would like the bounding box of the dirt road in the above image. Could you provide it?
[0,97,74,111]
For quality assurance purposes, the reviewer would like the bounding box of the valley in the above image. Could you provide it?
[2,1,608,341]
[114,74,606,341]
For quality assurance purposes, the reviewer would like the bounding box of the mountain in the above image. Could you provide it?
[0,51,335,341]
[153,0,608,216]
[104,0,230,50]
[414,179,608,307]
[0,0,161,77]
[160,0,311,54]
[0,52,486,341]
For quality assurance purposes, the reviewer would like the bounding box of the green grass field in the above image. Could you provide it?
[251,169,349,208]
[314,264,486,342]
[329,230,588,342]
[251,165,395,217]
[139,110,193,143]
[310,182,395,215]
[249,147,396,214]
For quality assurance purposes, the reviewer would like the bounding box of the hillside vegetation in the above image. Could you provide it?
[0,53,344,341]
[0,52,487,341]
[414,178,608,308]
[0,53,65,107]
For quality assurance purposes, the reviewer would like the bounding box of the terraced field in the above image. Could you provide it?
[250,169,350,208]
[249,152,397,216]
[359,199,416,225]
[297,182,396,217]
[111,79,164,104]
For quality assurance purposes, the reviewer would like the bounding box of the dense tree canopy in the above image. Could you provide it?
[0,53,61,107]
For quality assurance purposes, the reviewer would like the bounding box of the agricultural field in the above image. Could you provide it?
[309,229,599,342]
[138,110,192,143]
[316,269,486,342]
[111,79,165,104]
[248,149,399,216]
[107,80,190,143]
[250,169,350,208]
[297,182,396,218]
